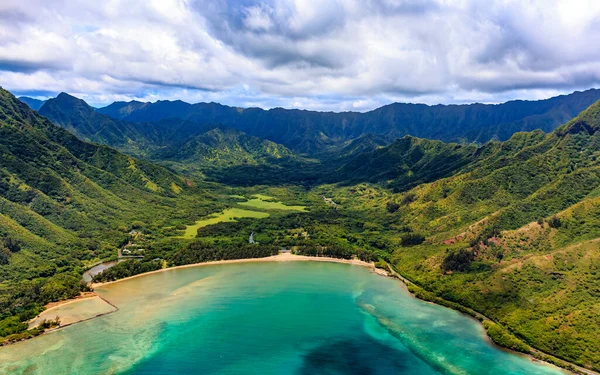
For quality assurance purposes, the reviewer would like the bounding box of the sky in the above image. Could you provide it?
[1,0,600,111]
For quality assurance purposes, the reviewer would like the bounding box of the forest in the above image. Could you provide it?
[2,86,600,372]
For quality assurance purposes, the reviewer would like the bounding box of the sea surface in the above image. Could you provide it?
[0,262,567,375]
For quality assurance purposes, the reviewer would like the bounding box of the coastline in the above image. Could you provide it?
[90,252,386,289]
[384,263,599,375]
[1,254,382,347]
[3,254,594,375]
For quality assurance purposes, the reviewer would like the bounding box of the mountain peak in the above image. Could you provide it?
[54,92,87,104]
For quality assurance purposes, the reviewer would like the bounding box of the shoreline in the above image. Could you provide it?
[91,252,385,288]
[2,254,382,348]
[384,263,598,375]
[3,254,593,374]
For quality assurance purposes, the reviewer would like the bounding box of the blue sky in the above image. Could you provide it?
[1,0,600,111]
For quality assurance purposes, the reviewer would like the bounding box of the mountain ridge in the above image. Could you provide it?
[94,88,600,153]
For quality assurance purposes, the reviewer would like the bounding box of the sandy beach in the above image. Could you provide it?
[23,254,385,333]
[14,254,591,375]
[28,295,117,330]
[91,252,387,288]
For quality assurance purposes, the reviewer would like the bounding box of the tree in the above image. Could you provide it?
[3,237,20,252]
[548,216,562,228]
[400,233,425,246]
[441,249,475,272]
[386,201,400,213]
[0,246,11,265]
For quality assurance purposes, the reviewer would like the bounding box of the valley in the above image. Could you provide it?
[2,86,600,374]
[5,3,600,374]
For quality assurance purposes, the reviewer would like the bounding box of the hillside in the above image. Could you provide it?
[38,93,151,155]
[331,136,478,191]
[320,100,600,370]
[37,95,305,180]
[41,91,600,192]
[0,87,217,341]
[97,89,600,153]
[153,127,299,179]
[6,85,600,371]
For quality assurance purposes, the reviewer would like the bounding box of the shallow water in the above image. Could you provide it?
[0,262,567,375]
[28,296,116,329]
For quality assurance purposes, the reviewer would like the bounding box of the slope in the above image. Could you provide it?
[0,87,215,341]
[324,99,600,370]
[153,127,299,180]
[39,93,150,154]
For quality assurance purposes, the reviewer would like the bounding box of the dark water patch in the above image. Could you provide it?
[297,335,417,375]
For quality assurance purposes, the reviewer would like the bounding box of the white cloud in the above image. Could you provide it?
[243,5,274,31]
[1,0,600,110]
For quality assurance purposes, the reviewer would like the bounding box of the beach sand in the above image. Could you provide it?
[28,295,117,329]
[91,252,386,288]
[27,254,382,331]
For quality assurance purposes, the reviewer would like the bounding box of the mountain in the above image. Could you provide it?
[332,136,478,191]
[98,99,191,122]
[0,87,213,340]
[38,93,149,154]
[43,90,600,189]
[325,133,393,158]
[97,89,600,153]
[153,127,298,179]
[5,83,600,371]
[38,94,306,182]
[18,96,46,111]
[367,99,600,369]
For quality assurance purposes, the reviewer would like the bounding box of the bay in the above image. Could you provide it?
[0,261,567,375]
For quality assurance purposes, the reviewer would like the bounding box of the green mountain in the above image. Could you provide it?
[18,96,46,111]
[338,100,600,370]
[332,136,478,191]
[5,84,600,372]
[38,95,300,179]
[40,91,600,192]
[154,127,298,179]
[38,93,150,154]
[0,87,216,340]
[97,89,600,153]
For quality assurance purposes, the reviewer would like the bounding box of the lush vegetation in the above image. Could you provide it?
[169,241,279,265]
[0,88,220,341]
[8,87,600,372]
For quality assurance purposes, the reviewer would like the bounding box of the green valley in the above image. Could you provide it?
[3,86,600,373]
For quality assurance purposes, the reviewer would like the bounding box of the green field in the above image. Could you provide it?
[179,208,270,239]
[238,195,307,211]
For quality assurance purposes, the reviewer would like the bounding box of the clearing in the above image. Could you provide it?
[238,195,307,211]
[179,208,270,239]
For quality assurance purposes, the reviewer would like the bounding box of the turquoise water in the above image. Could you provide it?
[0,262,567,375]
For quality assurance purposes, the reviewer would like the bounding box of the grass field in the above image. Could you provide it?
[180,208,270,238]
[238,195,307,211]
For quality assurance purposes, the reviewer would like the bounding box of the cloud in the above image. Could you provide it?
[1,0,600,111]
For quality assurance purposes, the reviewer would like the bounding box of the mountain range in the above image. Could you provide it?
[18,89,600,189]
[95,89,600,152]
[0,87,217,339]
[4,85,600,371]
